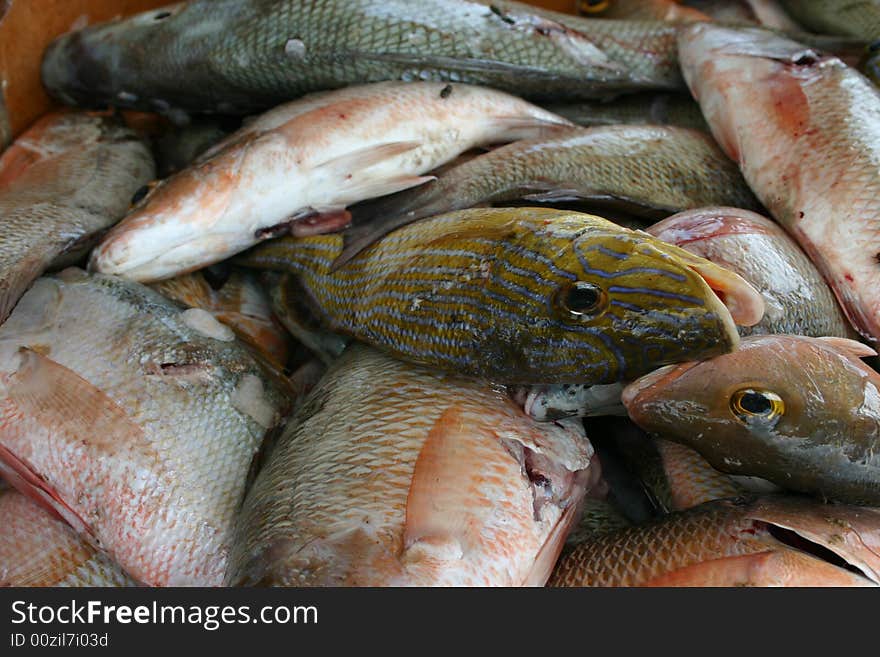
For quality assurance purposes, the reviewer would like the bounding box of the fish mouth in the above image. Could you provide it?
[621,361,701,411]
[684,255,765,329]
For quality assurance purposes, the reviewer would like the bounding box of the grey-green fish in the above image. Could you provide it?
[41,0,690,118]
[623,335,880,505]
[335,126,759,267]
[239,207,763,384]
[647,207,855,338]
[0,269,293,586]
[545,93,709,131]
[0,111,154,323]
[578,0,710,22]
[777,1,880,39]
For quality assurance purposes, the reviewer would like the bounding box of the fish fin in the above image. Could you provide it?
[485,115,573,140]
[402,407,484,562]
[521,499,582,587]
[816,337,877,360]
[337,175,435,208]
[0,444,91,536]
[5,348,152,461]
[314,140,423,176]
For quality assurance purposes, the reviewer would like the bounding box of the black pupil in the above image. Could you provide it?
[131,185,151,205]
[740,392,771,415]
[566,285,599,312]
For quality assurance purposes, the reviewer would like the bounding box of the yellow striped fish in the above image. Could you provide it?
[239,207,763,383]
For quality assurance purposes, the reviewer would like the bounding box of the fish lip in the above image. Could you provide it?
[685,260,765,328]
[621,361,701,411]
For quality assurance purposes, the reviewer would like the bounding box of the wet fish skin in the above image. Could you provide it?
[336,125,760,267]
[89,81,572,282]
[151,269,291,368]
[228,344,597,586]
[678,24,880,343]
[154,120,230,177]
[549,496,879,586]
[545,92,709,131]
[777,1,880,39]
[513,382,625,421]
[0,489,136,587]
[0,269,293,586]
[240,207,759,384]
[41,0,688,117]
[648,207,855,338]
[580,0,710,22]
[0,112,154,323]
[623,335,880,505]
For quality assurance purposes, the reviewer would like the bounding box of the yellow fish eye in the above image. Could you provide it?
[730,388,785,421]
[579,0,610,14]
[556,281,607,319]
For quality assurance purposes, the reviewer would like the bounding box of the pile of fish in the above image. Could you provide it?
[1,0,879,587]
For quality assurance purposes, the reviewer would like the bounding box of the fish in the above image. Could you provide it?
[0,111,154,322]
[154,119,231,177]
[678,24,880,343]
[239,207,763,384]
[549,496,880,586]
[512,382,626,421]
[335,125,759,267]
[0,268,293,586]
[0,93,10,155]
[623,334,880,505]
[776,1,880,39]
[600,417,744,512]
[578,0,710,22]
[683,0,804,30]
[151,269,291,368]
[41,0,689,118]
[0,489,136,587]
[544,92,709,131]
[266,272,350,365]
[227,344,598,586]
[647,207,855,338]
[89,81,572,282]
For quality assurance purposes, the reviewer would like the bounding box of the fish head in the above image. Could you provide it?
[496,212,760,383]
[88,144,257,282]
[623,335,880,495]
[677,23,841,164]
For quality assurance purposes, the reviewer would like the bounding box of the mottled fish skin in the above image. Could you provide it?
[151,269,291,368]
[0,269,293,586]
[777,0,880,39]
[239,207,759,384]
[579,0,710,22]
[89,81,572,282]
[41,0,688,117]
[227,344,597,586]
[648,207,855,338]
[679,24,880,343]
[337,125,759,267]
[548,496,878,586]
[0,112,154,323]
[545,93,709,131]
[0,490,136,587]
[623,335,880,505]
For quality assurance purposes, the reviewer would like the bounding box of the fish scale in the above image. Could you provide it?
[0,490,135,586]
[41,0,685,116]
[239,207,753,384]
[227,344,595,586]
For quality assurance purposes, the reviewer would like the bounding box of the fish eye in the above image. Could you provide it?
[556,282,607,319]
[130,181,159,208]
[730,388,785,422]
[579,0,609,14]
